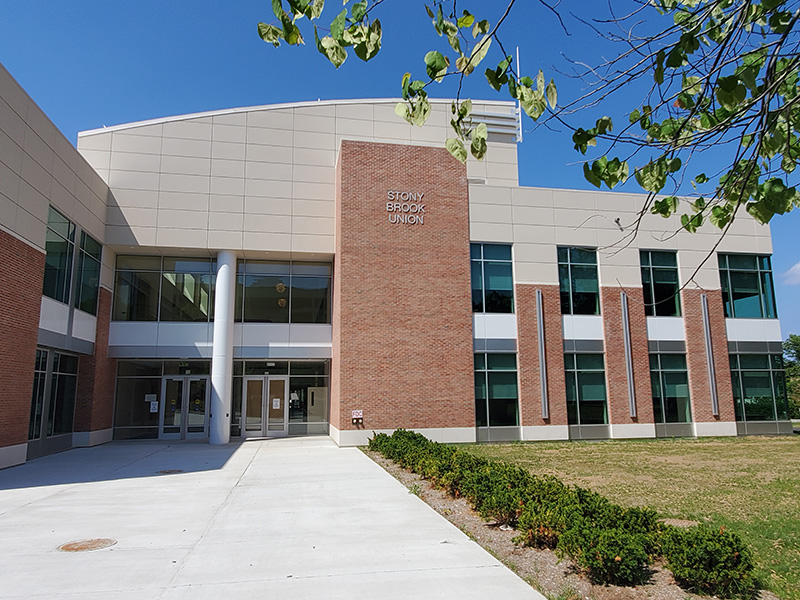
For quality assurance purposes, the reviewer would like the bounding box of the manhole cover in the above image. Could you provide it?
[156,469,184,474]
[58,538,117,552]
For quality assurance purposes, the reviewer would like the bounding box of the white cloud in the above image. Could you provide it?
[782,261,800,285]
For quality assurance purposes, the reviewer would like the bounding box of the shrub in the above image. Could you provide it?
[557,525,652,586]
[661,525,758,599]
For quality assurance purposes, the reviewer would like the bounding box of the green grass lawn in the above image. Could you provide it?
[464,436,800,600]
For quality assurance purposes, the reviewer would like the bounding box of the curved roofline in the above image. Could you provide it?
[78,97,518,137]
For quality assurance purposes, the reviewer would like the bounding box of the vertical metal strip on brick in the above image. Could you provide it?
[621,291,637,418]
[536,289,549,420]
[701,293,720,416]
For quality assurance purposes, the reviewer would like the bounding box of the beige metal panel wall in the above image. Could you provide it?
[0,63,108,253]
[470,184,773,290]
[77,99,520,256]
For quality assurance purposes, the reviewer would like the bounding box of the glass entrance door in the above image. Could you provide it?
[243,376,288,438]
[160,377,209,439]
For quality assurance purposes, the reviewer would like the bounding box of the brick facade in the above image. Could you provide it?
[516,284,567,426]
[333,141,475,431]
[75,287,116,433]
[601,286,655,424]
[682,288,736,422]
[0,230,45,448]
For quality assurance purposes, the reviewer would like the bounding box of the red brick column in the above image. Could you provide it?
[516,284,567,425]
[682,288,735,422]
[75,287,116,433]
[0,230,45,449]
[601,287,655,424]
[333,141,475,432]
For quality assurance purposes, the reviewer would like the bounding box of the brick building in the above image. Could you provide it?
[0,62,791,469]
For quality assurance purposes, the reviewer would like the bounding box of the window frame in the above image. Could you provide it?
[558,247,600,315]
[649,353,692,423]
[42,206,76,305]
[640,250,681,317]
[730,353,788,422]
[470,243,514,314]
[564,352,608,425]
[474,352,519,427]
[718,254,777,319]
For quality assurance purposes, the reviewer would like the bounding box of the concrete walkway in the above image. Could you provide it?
[0,437,545,599]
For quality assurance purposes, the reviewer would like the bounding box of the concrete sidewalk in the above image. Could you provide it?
[0,437,545,599]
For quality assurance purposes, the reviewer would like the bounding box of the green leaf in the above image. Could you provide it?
[583,162,602,188]
[331,9,347,42]
[709,205,733,229]
[546,79,557,109]
[681,213,703,233]
[351,0,367,22]
[281,14,304,45]
[353,19,381,61]
[635,157,669,193]
[424,50,449,81]
[471,123,488,161]
[652,196,679,217]
[654,50,665,85]
[315,27,347,68]
[517,85,546,120]
[457,11,474,28]
[272,0,284,20]
[472,19,489,38]
[446,137,468,163]
[306,0,324,19]
[572,128,597,155]
[469,35,492,69]
[536,70,545,94]
[258,22,284,47]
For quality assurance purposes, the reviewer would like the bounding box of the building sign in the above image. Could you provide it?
[386,191,425,225]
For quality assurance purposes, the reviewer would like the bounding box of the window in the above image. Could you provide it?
[650,354,692,423]
[730,354,788,421]
[113,256,215,322]
[42,207,75,304]
[719,254,777,319]
[236,261,331,324]
[470,243,513,313]
[46,352,79,437]
[641,251,680,317]
[74,232,102,315]
[474,353,519,427]
[28,349,48,440]
[565,353,607,425]
[558,247,599,315]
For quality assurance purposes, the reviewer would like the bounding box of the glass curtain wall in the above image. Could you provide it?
[470,244,514,313]
[565,353,608,424]
[650,354,692,423]
[640,251,681,317]
[28,349,48,440]
[74,232,102,315]
[474,353,519,427]
[42,207,76,304]
[730,354,788,421]
[558,247,600,315]
[235,261,331,324]
[719,254,777,319]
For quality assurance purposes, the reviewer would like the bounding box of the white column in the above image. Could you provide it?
[209,250,236,444]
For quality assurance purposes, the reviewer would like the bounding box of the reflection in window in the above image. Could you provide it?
[558,247,600,315]
[730,354,788,421]
[474,353,519,427]
[113,256,215,322]
[28,349,48,440]
[236,261,331,324]
[43,207,75,304]
[650,354,692,423]
[46,352,79,436]
[719,254,777,319]
[470,243,513,313]
[641,251,681,317]
[565,353,607,425]
[75,232,102,315]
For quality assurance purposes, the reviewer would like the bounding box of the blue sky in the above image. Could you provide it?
[1,1,797,336]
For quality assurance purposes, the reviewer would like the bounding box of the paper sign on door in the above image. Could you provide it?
[272,397,281,409]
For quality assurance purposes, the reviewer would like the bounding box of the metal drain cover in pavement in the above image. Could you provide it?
[156,469,184,474]
[58,538,117,552]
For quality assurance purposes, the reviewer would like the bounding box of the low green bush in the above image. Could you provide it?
[367,430,758,597]
[661,525,759,599]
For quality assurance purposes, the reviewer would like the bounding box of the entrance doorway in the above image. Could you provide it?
[160,377,209,439]
[243,376,289,438]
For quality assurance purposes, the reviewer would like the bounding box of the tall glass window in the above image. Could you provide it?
[474,353,519,427]
[235,261,331,324]
[650,354,692,423]
[641,251,681,317]
[46,352,79,437]
[42,207,75,304]
[565,353,607,425]
[719,254,777,319]
[28,349,48,440]
[730,354,788,421]
[558,247,600,315]
[470,243,513,313]
[113,256,215,322]
[75,232,102,315]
